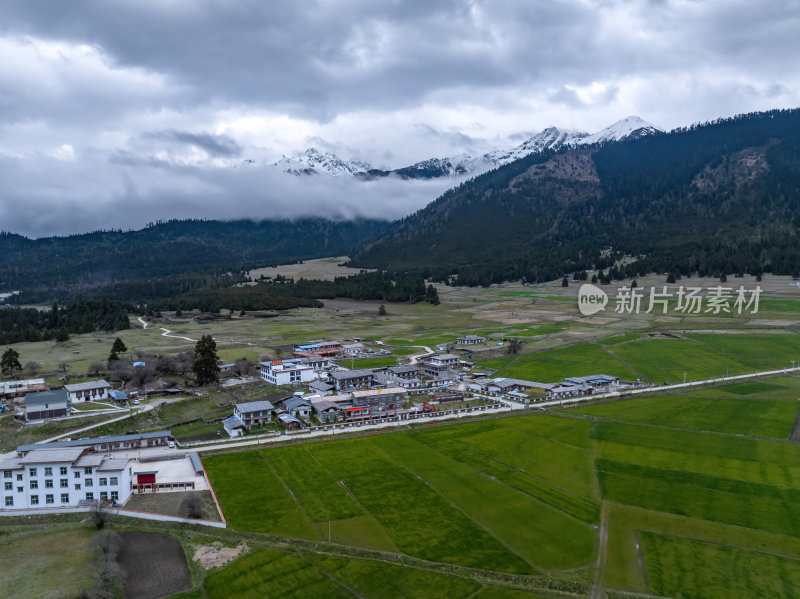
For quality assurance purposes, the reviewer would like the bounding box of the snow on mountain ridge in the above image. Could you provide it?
[273,116,662,179]
[272,147,371,176]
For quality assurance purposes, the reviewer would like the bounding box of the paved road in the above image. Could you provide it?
[191,404,512,453]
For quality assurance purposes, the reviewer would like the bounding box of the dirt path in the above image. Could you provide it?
[408,346,434,364]
[137,316,148,329]
[159,327,197,343]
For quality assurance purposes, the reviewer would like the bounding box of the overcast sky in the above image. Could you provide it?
[1,0,798,236]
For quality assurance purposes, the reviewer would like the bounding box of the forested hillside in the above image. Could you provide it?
[0,218,390,302]
[352,109,800,285]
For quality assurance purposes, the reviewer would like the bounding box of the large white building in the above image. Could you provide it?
[64,380,112,402]
[260,359,315,386]
[1,447,133,510]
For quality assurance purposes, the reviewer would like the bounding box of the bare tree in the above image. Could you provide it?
[109,360,133,385]
[87,362,105,377]
[129,364,156,389]
[258,351,274,363]
[179,493,205,519]
[91,500,110,529]
[176,351,195,376]
[233,359,256,377]
[155,354,177,376]
[24,361,40,377]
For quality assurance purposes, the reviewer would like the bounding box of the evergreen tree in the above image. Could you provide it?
[108,350,120,363]
[378,304,387,316]
[111,337,127,354]
[425,285,440,305]
[1,348,22,377]
[192,335,220,385]
[561,277,568,287]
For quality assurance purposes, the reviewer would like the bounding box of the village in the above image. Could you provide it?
[0,333,642,516]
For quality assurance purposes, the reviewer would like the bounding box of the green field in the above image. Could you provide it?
[176,548,553,599]
[199,372,800,598]
[0,526,99,599]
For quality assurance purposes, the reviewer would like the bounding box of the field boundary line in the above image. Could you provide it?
[590,502,610,599]
[368,437,545,574]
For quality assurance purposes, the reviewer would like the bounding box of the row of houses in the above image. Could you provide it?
[469,374,625,400]
[225,387,408,435]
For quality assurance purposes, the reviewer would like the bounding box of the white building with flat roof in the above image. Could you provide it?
[260,360,315,386]
[1,447,133,510]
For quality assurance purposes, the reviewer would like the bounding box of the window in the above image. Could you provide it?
[60,479,68,488]
[30,495,39,505]
[85,492,94,501]
[100,492,108,500]
[17,487,23,493]
[29,468,37,477]
[44,467,52,476]
[30,480,38,489]
[85,479,93,487]
[84,467,92,475]
[74,484,81,490]
[46,494,54,504]
[61,493,69,503]
[4,497,12,506]
[74,471,81,479]
[110,477,118,486]
[3,471,11,479]
[99,478,107,486]
[45,479,53,488]
[60,467,67,475]
[111,491,119,501]
[4,482,11,491]
[16,474,22,481]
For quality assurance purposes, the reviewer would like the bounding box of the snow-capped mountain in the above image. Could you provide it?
[364,116,662,180]
[274,116,661,180]
[272,148,371,176]
[577,115,661,145]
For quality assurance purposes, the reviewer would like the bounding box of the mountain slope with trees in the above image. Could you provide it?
[0,218,390,302]
[351,108,800,284]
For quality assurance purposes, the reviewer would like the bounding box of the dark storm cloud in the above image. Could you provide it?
[144,130,242,157]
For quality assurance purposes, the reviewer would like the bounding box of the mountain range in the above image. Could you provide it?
[271,116,662,179]
[351,108,800,284]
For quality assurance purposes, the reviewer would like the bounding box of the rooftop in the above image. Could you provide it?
[235,399,275,413]
[24,389,69,406]
[330,369,374,380]
[351,387,405,398]
[64,380,111,392]
[428,353,460,361]
[19,447,86,464]
[17,430,172,453]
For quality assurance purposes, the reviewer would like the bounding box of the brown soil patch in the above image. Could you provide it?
[193,541,249,569]
[117,531,191,599]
